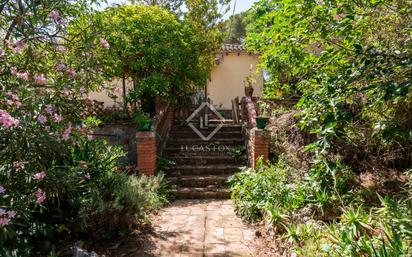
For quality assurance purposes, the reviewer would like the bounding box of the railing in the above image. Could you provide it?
[151,102,173,155]
[241,96,257,129]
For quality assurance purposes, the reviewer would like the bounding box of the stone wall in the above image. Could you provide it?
[90,122,137,164]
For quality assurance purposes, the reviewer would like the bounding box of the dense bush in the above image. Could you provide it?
[229,160,412,256]
[0,1,174,256]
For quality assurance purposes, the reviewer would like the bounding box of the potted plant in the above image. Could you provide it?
[244,75,255,97]
[256,101,270,129]
[133,111,153,131]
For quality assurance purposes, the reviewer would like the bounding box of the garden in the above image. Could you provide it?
[0,0,228,256]
[229,0,412,256]
[1,0,411,256]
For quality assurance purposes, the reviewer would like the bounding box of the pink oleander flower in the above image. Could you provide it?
[34,74,47,85]
[33,171,46,180]
[35,188,46,204]
[99,38,110,49]
[45,105,53,115]
[62,125,72,140]
[0,208,5,216]
[58,18,67,26]
[0,109,19,129]
[0,218,10,227]
[7,211,16,219]
[10,67,17,76]
[65,68,76,77]
[55,45,67,53]
[87,134,93,141]
[16,71,29,81]
[84,173,91,180]
[37,115,47,124]
[0,185,4,194]
[79,87,85,94]
[5,92,20,102]
[14,40,25,53]
[49,10,60,21]
[54,114,62,123]
[56,63,66,71]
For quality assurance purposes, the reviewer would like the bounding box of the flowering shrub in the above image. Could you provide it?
[0,1,130,255]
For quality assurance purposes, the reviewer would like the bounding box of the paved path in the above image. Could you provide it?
[148,200,255,257]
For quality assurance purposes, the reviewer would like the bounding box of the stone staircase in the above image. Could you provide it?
[164,120,246,199]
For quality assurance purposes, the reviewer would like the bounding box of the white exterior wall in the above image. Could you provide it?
[207,52,263,109]
[88,79,134,108]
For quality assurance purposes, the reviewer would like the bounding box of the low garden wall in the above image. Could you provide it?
[90,122,137,164]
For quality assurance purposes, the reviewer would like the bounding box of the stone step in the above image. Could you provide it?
[169,131,243,139]
[171,155,247,165]
[167,138,244,147]
[171,125,242,133]
[164,147,242,157]
[169,165,242,176]
[175,186,231,199]
[169,175,229,187]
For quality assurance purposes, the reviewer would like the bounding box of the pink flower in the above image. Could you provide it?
[54,114,62,123]
[0,209,5,216]
[65,68,76,77]
[37,115,47,124]
[55,45,67,53]
[14,40,25,53]
[0,218,10,227]
[79,87,85,94]
[33,171,46,180]
[99,38,110,49]
[62,125,72,140]
[0,109,19,129]
[45,105,53,115]
[49,10,60,21]
[7,211,16,219]
[58,18,67,26]
[16,71,29,81]
[84,173,91,180]
[0,48,4,56]
[56,63,66,71]
[35,188,46,204]
[34,74,47,85]
[0,185,4,194]
[87,134,93,141]
[10,67,17,76]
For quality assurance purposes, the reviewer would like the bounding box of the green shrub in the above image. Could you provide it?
[81,171,173,237]
[228,158,305,223]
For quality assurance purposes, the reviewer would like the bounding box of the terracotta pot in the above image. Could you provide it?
[256,117,269,129]
[245,86,254,97]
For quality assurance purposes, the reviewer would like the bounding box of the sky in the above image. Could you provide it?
[103,0,260,20]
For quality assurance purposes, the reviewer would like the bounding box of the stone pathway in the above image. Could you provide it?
[148,199,255,257]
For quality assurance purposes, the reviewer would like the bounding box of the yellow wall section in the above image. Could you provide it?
[89,52,263,110]
[207,52,263,109]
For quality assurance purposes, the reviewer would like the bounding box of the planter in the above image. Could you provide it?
[244,86,254,97]
[137,120,152,131]
[256,117,269,129]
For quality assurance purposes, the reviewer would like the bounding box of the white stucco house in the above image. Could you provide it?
[88,44,263,111]
[207,44,263,110]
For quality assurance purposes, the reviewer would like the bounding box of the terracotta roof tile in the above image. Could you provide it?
[221,44,246,53]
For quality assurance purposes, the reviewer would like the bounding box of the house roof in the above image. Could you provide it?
[220,44,247,53]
